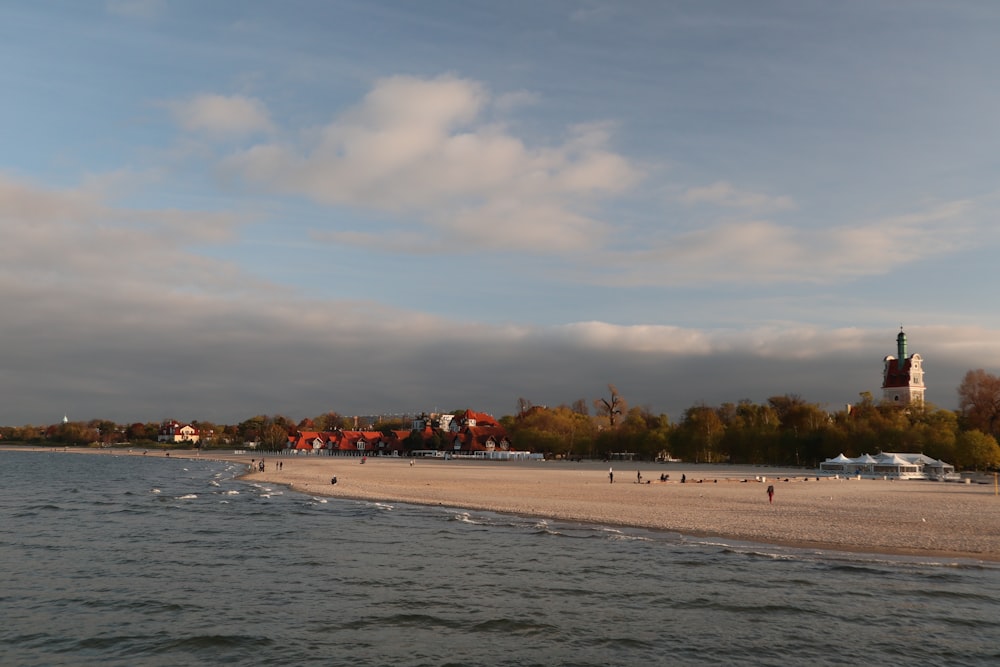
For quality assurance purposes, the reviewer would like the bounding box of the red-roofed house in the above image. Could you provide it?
[448,410,502,432]
[443,411,511,456]
[157,420,201,444]
[287,429,405,456]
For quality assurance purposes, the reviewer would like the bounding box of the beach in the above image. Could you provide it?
[234,454,1000,562]
[9,447,1000,561]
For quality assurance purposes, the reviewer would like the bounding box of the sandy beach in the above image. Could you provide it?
[231,454,1000,562]
[9,447,1000,561]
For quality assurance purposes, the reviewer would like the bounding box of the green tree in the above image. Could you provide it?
[675,404,724,463]
[954,430,1000,470]
[49,421,98,445]
[507,404,596,458]
[126,422,158,442]
[251,415,294,450]
[313,412,351,431]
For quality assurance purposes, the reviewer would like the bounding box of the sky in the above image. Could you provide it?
[3,1,1000,426]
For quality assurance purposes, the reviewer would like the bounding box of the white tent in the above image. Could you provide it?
[873,453,922,477]
[820,451,958,480]
[820,453,853,472]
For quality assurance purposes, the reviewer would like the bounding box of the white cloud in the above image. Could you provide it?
[607,199,972,286]
[680,181,796,213]
[0,175,994,425]
[169,94,274,137]
[0,173,252,297]
[221,75,642,252]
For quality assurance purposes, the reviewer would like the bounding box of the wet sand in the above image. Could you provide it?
[10,447,1000,561]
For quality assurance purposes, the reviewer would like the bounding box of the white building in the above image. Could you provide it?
[820,452,958,480]
[157,420,201,444]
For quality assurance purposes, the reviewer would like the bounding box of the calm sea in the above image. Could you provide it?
[1,450,998,667]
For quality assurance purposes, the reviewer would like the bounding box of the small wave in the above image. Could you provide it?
[147,633,275,653]
[346,613,453,630]
[209,480,220,487]
[469,618,559,636]
[580,635,656,651]
[150,488,161,494]
[176,494,197,500]
[23,503,62,512]
[222,490,240,496]
[599,526,652,542]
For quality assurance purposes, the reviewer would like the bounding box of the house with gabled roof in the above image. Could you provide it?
[157,420,200,444]
[286,428,405,456]
[448,409,502,431]
[283,409,515,457]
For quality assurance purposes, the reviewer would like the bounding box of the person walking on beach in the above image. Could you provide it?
[767,484,774,504]
[609,467,614,484]
[637,470,642,484]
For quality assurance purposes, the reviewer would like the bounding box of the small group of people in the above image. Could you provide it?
[608,467,655,485]
[250,459,285,472]
[248,458,284,473]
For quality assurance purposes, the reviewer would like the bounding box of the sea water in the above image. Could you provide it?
[1,450,998,667]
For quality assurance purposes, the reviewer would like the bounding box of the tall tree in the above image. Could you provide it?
[594,384,626,428]
[957,369,1000,439]
[675,403,724,463]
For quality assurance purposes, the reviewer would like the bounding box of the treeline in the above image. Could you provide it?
[5,371,1000,470]
[0,412,368,451]
[504,393,996,469]
[502,373,1000,470]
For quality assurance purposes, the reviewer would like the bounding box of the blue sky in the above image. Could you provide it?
[3,1,1000,425]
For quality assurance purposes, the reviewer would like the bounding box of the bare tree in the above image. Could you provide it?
[594,384,626,428]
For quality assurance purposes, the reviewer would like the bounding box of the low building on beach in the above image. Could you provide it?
[820,451,958,480]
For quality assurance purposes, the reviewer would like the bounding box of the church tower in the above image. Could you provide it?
[881,328,925,406]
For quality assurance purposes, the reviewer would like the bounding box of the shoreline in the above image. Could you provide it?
[8,446,1000,562]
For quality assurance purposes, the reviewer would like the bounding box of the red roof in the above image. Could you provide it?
[454,409,501,428]
[883,357,913,388]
